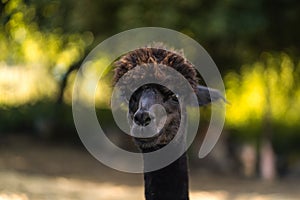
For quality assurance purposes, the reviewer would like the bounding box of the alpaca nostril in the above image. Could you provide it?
[134,111,152,126]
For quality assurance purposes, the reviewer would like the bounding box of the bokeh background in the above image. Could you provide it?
[1,0,300,199]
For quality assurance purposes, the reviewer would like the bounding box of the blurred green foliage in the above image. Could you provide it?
[225,53,300,157]
[0,0,299,158]
[0,0,92,106]
[226,53,300,129]
[40,0,299,68]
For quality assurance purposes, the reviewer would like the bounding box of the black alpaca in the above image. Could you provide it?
[113,47,224,200]
[143,149,189,200]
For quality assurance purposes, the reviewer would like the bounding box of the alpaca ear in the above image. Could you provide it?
[195,85,226,107]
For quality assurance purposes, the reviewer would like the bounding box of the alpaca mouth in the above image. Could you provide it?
[132,127,163,148]
[131,125,159,138]
[133,136,159,150]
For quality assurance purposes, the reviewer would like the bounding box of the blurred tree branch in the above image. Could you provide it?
[56,55,85,104]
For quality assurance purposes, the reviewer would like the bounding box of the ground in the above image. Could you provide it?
[0,135,299,200]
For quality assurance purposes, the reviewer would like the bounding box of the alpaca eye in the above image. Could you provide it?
[170,94,178,102]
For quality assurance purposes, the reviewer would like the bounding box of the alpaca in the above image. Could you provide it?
[113,47,224,200]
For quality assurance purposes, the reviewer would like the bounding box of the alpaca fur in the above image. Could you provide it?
[113,47,198,90]
[113,46,194,200]
[113,45,223,200]
[143,152,189,200]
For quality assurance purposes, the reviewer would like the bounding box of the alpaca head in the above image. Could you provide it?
[113,47,225,151]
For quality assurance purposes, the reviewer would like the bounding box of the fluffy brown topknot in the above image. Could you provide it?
[113,47,198,90]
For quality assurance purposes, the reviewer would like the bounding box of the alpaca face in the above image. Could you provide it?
[128,84,181,150]
[113,48,226,150]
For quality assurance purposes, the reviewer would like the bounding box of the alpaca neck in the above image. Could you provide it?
[143,151,189,200]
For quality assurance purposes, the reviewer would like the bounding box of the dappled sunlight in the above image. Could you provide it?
[23,38,43,64]
[0,0,299,199]
[69,55,113,108]
[191,191,228,200]
[0,170,298,200]
[0,64,57,106]
[225,65,266,127]
[225,53,300,129]
[1,135,299,200]
[0,194,28,200]
[0,0,93,107]
[0,170,144,200]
